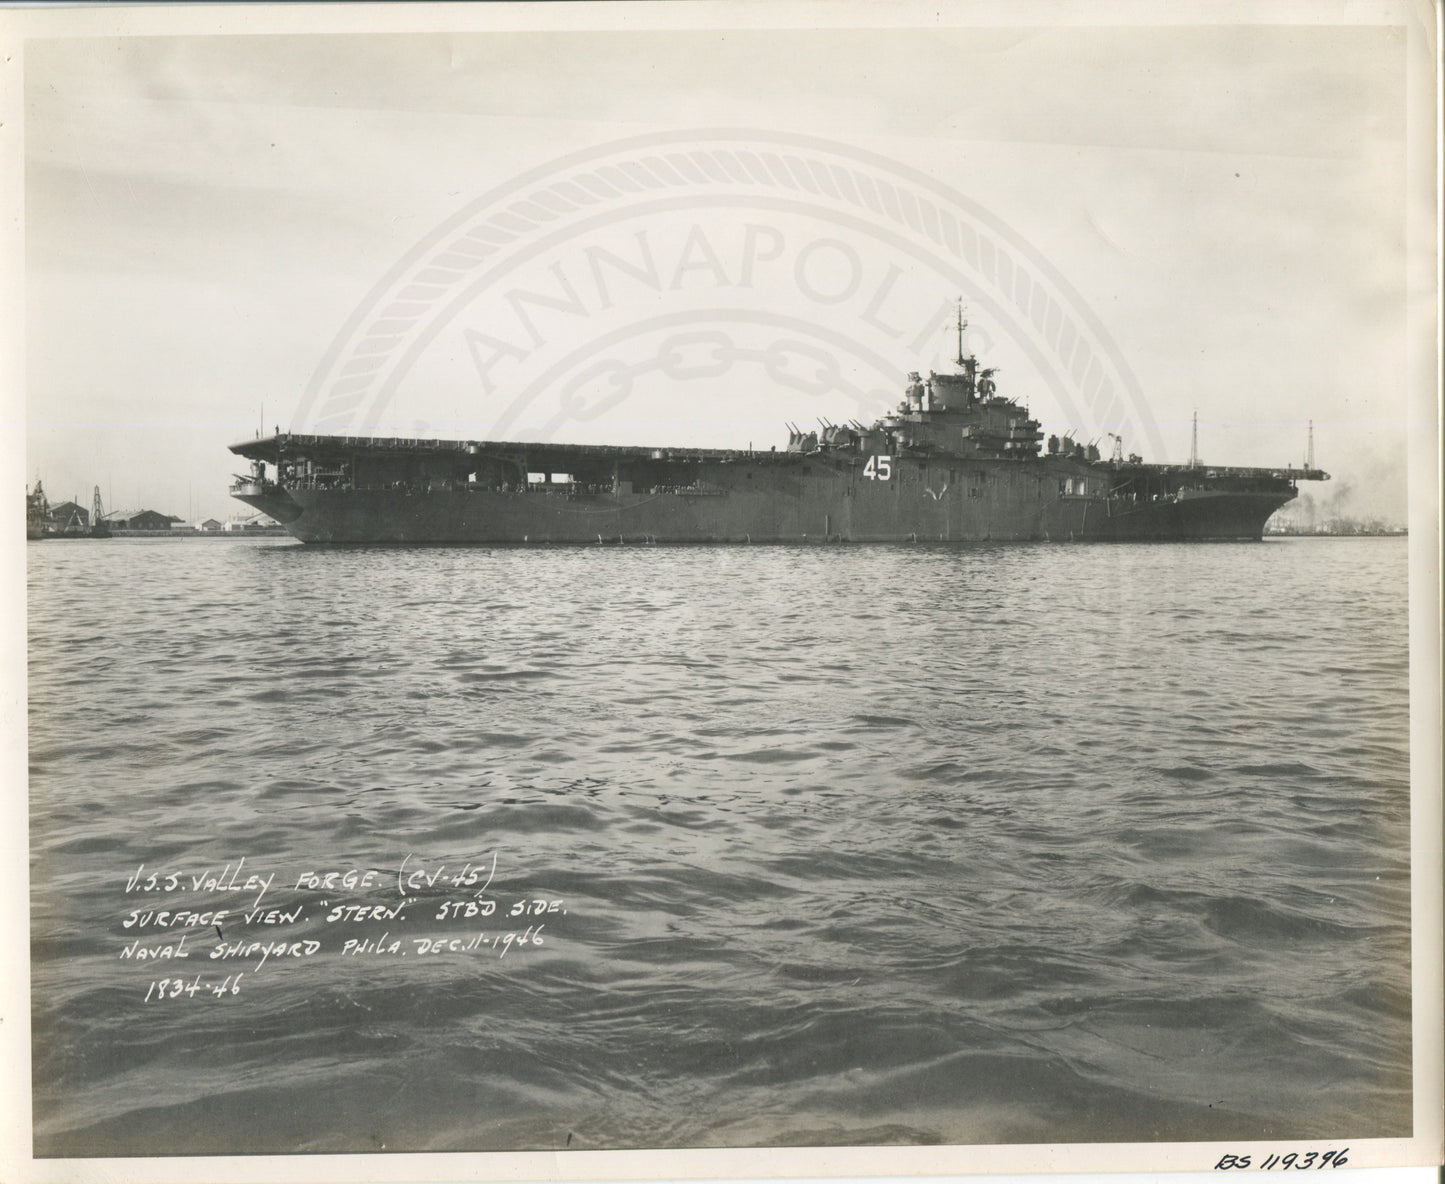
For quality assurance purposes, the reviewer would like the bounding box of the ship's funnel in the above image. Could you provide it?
[931,372,972,412]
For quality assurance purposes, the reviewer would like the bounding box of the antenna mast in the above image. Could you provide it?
[1306,420,1315,470]
[955,298,967,367]
[1189,411,1199,467]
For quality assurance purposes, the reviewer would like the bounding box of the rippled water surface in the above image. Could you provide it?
[28,537,1412,1155]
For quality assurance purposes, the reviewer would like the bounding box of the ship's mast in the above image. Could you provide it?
[953,297,980,400]
[1306,420,1315,470]
[1189,411,1200,467]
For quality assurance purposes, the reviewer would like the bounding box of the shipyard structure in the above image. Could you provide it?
[230,318,1327,545]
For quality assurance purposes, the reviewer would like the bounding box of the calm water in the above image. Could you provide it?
[27,537,1412,1156]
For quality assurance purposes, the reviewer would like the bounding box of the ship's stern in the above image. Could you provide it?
[229,475,304,524]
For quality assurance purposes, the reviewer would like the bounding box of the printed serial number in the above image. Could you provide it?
[1215,1150,1349,1170]
[143,974,243,1001]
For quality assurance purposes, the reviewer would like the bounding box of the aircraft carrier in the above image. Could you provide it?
[230,315,1327,545]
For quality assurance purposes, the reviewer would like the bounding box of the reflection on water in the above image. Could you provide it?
[28,537,1411,1154]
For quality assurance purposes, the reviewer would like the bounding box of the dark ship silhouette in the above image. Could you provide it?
[26,482,111,540]
[231,310,1327,545]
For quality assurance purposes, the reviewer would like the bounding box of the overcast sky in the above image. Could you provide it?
[16,6,1426,523]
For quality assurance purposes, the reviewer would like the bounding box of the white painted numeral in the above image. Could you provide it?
[863,456,892,481]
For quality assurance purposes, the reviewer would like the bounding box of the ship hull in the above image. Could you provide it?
[234,456,1295,545]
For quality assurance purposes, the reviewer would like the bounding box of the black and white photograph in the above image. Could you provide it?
[3,1,1440,1179]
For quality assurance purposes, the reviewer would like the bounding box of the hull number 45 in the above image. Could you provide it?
[862,456,893,481]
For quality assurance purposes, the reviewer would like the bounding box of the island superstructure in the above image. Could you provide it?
[230,312,1327,545]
